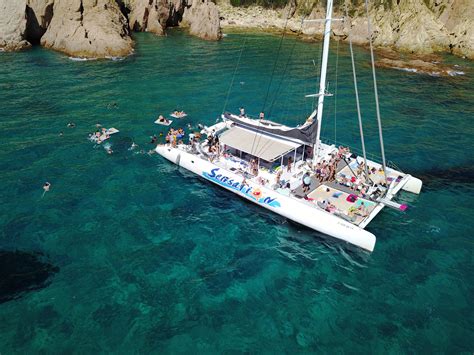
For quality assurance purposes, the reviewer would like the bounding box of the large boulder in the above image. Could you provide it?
[181,0,222,40]
[40,0,133,58]
[128,0,171,35]
[0,0,30,51]
[437,0,474,59]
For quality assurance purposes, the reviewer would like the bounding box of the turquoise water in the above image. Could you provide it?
[0,30,473,353]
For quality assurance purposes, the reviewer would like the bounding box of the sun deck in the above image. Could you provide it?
[162,116,411,229]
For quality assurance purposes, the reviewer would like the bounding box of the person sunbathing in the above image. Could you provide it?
[157,115,168,123]
[357,202,369,217]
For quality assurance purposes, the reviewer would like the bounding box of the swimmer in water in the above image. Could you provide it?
[130,142,138,150]
[67,122,76,128]
[150,135,157,144]
[42,182,51,198]
[106,147,113,155]
[59,131,63,137]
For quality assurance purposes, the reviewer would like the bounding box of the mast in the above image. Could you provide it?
[314,0,334,158]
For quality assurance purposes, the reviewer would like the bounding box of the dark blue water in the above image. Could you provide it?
[0,30,473,352]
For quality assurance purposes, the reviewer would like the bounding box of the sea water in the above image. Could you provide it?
[0,30,472,352]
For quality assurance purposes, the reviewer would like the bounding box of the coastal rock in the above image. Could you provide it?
[41,0,133,58]
[218,0,474,59]
[375,56,463,77]
[0,0,31,51]
[181,0,222,40]
[128,0,174,35]
[348,0,451,55]
[437,0,474,59]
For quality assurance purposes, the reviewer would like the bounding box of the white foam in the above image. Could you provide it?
[68,56,97,61]
[448,70,465,76]
[395,67,417,73]
[105,56,125,61]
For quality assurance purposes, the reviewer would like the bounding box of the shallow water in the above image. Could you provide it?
[0,30,473,353]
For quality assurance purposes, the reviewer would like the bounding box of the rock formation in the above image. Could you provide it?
[40,0,133,58]
[0,0,30,51]
[1,0,221,57]
[128,0,170,35]
[181,0,222,40]
[127,0,186,35]
[218,0,474,60]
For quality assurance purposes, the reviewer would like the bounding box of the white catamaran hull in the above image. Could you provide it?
[156,145,376,252]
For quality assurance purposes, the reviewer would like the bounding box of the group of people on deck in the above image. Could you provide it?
[165,128,186,147]
[206,129,220,161]
[313,146,350,184]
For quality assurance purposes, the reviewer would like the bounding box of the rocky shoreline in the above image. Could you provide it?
[0,0,221,58]
[217,1,472,76]
[218,1,474,61]
[1,0,473,68]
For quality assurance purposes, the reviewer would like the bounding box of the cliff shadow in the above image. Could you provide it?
[25,4,54,45]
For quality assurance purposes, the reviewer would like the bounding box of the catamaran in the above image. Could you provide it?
[155,0,422,252]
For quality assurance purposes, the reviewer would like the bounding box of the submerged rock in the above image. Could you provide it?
[0,250,59,304]
[181,0,222,40]
[375,55,465,77]
[40,0,133,58]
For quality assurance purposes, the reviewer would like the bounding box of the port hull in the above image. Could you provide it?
[156,145,377,252]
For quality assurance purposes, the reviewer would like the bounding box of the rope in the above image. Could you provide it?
[334,38,339,143]
[260,16,290,114]
[222,37,247,114]
[364,0,388,185]
[344,3,369,182]
[250,14,291,158]
[267,17,305,119]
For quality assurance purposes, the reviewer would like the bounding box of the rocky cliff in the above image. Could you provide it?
[41,0,133,58]
[218,0,474,60]
[0,0,222,57]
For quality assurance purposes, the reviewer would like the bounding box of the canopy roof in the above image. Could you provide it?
[224,112,318,145]
[220,126,301,162]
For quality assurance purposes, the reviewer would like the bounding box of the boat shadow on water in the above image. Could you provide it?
[175,165,372,260]
[412,165,474,190]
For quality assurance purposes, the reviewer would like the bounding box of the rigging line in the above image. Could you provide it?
[267,17,305,119]
[344,3,369,182]
[334,38,339,143]
[222,36,248,115]
[261,15,290,114]
[253,20,307,160]
[250,14,291,158]
[364,0,388,185]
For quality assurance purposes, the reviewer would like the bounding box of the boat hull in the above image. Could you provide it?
[156,145,376,252]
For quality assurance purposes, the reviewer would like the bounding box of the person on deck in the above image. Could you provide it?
[239,107,246,117]
[302,172,311,194]
[259,112,265,120]
[287,156,293,173]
